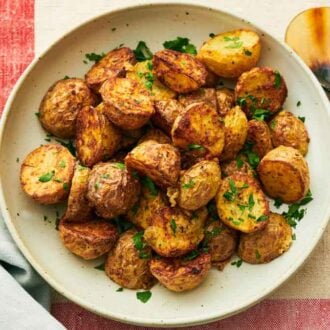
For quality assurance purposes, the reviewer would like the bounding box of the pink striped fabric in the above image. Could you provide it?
[0,0,329,329]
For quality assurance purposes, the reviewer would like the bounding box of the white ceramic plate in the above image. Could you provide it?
[0,3,330,327]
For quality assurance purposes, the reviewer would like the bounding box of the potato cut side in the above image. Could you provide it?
[20,144,75,204]
[215,87,235,116]
[215,173,269,233]
[178,88,217,110]
[257,146,310,203]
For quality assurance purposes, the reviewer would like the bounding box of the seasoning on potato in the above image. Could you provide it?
[178,88,217,110]
[215,87,235,116]
[221,155,255,178]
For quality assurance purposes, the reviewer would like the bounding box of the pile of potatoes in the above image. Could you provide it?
[20,29,310,292]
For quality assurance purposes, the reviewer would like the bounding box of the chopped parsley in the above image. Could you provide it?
[242,141,260,169]
[116,287,123,292]
[252,108,271,121]
[244,49,252,56]
[35,112,40,118]
[236,156,244,169]
[115,162,126,170]
[184,249,200,261]
[163,37,197,55]
[255,250,261,260]
[274,198,283,208]
[94,262,105,271]
[55,139,76,156]
[292,233,296,240]
[187,144,205,151]
[134,41,153,61]
[39,170,55,182]
[203,226,223,246]
[136,291,152,303]
[170,219,177,235]
[223,36,243,49]
[144,72,154,90]
[298,116,305,123]
[223,178,237,201]
[133,231,151,259]
[274,71,282,88]
[256,215,268,222]
[296,101,301,107]
[94,182,100,191]
[141,176,158,196]
[270,120,277,129]
[231,259,243,268]
[63,182,69,190]
[101,174,110,179]
[59,160,66,168]
[182,179,195,189]
[248,194,255,211]
[209,33,216,38]
[113,217,134,234]
[16,157,19,163]
[146,60,153,70]
[85,52,106,63]
[63,75,70,80]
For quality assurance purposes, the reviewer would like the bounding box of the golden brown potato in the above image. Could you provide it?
[235,67,288,117]
[144,206,207,257]
[149,253,211,292]
[127,60,176,101]
[105,229,155,289]
[221,155,255,178]
[174,160,222,210]
[215,173,269,233]
[153,49,207,93]
[257,146,310,203]
[238,213,292,264]
[39,78,97,139]
[269,111,309,156]
[87,162,140,219]
[197,29,261,78]
[85,47,136,92]
[247,119,273,158]
[76,105,121,167]
[138,128,171,145]
[171,102,225,157]
[100,77,154,130]
[219,106,248,161]
[178,88,217,110]
[126,186,168,230]
[20,144,75,204]
[151,99,185,134]
[59,219,118,260]
[125,140,181,187]
[64,163,93,222]
[215,87,235,116]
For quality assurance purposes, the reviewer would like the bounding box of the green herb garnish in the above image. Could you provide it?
[296,101,301,107]
[231,259,243,268]
[244,49,252,56]
[116,287,123,292]
[187,144,205,151]
[209,33,216,38]
[39,170,55,182]
[136,291,152,303]
[298,116,305,123]
[255,250,261,260]
[141,176,158,196]
[274,198,283,208]
[59,160,66,168]
[292,233,296,240]
[274,70,282,88]
[236,157,244,169]
[115,162,126,170]
[85,52,106,63]
[182,179,195,189]
[113,217,134,234]
[55,139,76,156]
[63,182,69,190]
[252,108,271,121]
[170,219,177,235]
[133,231,144,250]
[223,36,243,49]
[242,141,260,169]
[256,215,268,222]
[163,37,197,55]
[134,41,153,61]
[248,194,255,211]
[94,262,105,271]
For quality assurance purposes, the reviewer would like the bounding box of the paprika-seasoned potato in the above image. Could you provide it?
[39,78,97,138]
[221,155,255,178]
[171,102,225,157]
[238,213,292,264]
[215,173,269,233]
[144,206,207,257]
[150,253,211,292]
[100,77,154,130]
[178,88,217,110]
[235,67,288,117]
[85,47,136,92]
[197,29,261,78]
[215,87,235,116]
[179,149,208,170]
[125,140,181,187]
[64,163,93,222]
[247,119,273,158]
[59,219,118,260]
[138,128,171,145]
[151,99,185,134]
[105,230,155,290]
[87,162,140,219]
[219,106,248,161]
[257,146,310,203]
[269,111,309,156]
[153,49,207,93]
[20,144,75,204]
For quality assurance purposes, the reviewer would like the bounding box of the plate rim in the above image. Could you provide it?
[0,2,330,327]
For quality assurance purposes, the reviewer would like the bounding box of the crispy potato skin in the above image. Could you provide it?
[138,128,172,145]
[197,29,261,78]
[59,219,118,260]
[20,144,75,204]
[125,140,181,187]
[215,88,235,116]
[269,111,309,156]
[150,253,211,292]
[220,106,248,161]
[64,163,93,222]
[215,173,269,233]
[221,155,255,178]
[238,213,292,264]
[85,47,136,92]
[171,102,225,157]
[105,230,155,290]
[39,78,97,139]
[235,67,288,117]
[151,99,185,134]
[153,49,207,93]
[100,77,154,130]
[176,160,222,210]
[87,162,140,219]
[178,88,217,110]
[257,146,310,203]
[247,119,273,158]
[144,206,207,257]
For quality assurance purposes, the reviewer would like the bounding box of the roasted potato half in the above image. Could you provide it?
[151,99,185,135]
[150,253,211,292]
[100,77,154,130]
[125,140,181,187]
[59,219,118,260]
[235,67,288,117]
[138,128,171,145]
[153,49,207,93]
[85,47,136,92]
[20,144,75,204]
[171,102,225,157]
[215,87,235,116]
[215,173,269,233]
[257,146,310,203]
[39,78,97,139]
[247,119,273,158]
[105,229,155,290]
[238,213,292,264]
[269,111,309,156]
[220,106,248,161]
[221,155,255,178]
[197,29,261,78]
[144,206,207,257]
[178,88,217,110]
[87,162,140,219]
